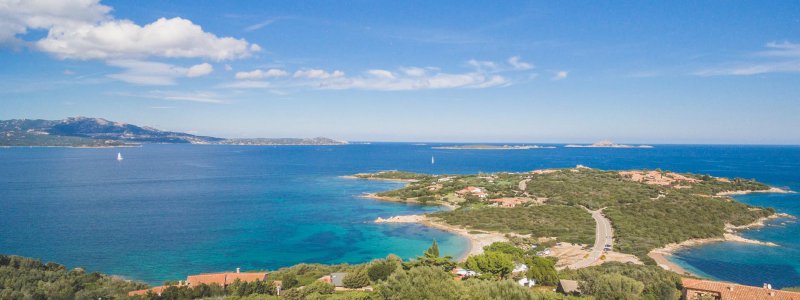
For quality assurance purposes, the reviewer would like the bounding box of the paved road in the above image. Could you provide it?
[567,208,614,269]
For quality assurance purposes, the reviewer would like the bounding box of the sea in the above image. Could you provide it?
[0,143,798,287]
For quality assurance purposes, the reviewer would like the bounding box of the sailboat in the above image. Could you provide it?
[431,156,435,165]
[117,152,123,161]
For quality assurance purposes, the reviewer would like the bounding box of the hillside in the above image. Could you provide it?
[0,117,347,147]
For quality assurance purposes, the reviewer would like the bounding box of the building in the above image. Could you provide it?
[518,277,535,287]
[682,278,800,300]
[128,268,269,297]
[490,198,530,208]
[456,186,488,198]
[319,272,349,288]
[556,279,581,296]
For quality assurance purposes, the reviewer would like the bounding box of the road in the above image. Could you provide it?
[567,208,614,269]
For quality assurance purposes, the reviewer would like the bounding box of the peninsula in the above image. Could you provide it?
[350,167,791,271]
[0,117,348,147]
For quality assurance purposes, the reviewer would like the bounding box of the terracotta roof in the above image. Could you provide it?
[682,278,800,300]
[187,271,268,286]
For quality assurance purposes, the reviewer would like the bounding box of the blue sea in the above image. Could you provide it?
[1,144,799,287]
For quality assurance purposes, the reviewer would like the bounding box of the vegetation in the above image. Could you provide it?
[560,262,682,300]
[433,206,596,245]
[363,167,777,260]
[464,251,514,280]
[342,268,370,289]
[0,254,146,299]
[525,257,559,286]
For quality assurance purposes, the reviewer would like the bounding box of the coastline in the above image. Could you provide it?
[375,215,507,261]
[648,213,789,277]
[716,187,794,196]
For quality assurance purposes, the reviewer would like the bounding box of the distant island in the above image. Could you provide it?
[0,117,348,147]
[432,144,556,150]
[565,140,653,148]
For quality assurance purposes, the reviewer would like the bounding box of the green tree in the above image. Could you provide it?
[484,242,525,260]
[377,266,463,300]
[425,240,440,258]
[525,256,559,286]
[367,259,398,282]
[281,273,299,289]
[581,274,644,300]
[464,251,514,280]
[343,268,371,288]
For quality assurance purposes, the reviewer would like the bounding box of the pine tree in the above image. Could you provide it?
[425,240,440,258]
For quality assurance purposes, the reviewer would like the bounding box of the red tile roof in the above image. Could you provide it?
[682,278,800,300]
[186,271,268,286]
[128,285,171,297]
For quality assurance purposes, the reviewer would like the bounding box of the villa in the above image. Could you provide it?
[456,186,488,198]
[489,197,530,208]
[681,278,800,300]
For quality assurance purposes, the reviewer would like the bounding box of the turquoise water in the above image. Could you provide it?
[1,143,799,287]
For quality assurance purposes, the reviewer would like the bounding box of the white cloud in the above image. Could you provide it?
[1,0,259,61]
[221,80,271,89]
[400,67,427,77]
[106,60,215,85]
[552,71,568,80]
[508,56,533,70]
[128,90,227,103]
[294,69,345,79]
[186,63,213,77]
[235,68,288,80]
[467,59,497,71]
[224,64,233,71]
[367,69,395,79]
[696,41,800,76]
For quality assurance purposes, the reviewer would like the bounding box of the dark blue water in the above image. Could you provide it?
[1,144,798,287]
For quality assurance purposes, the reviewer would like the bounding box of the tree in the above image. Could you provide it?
[464,251,514,280]
[281,273,299,289]
[525,256,559,286]
[343,268,371,289]
[367,259,398,282]
[580,274,644,300]
[377,266,463,300]
[425,240,440,258]
[484,242,525,260]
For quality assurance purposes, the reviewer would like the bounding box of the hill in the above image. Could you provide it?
[0,117,347,147]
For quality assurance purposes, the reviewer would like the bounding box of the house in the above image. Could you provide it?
[456,186,488,198]
[451,267,478,280]
[128,268,269,297]
[682,278,800,300]
[319,272,349,287]
[556,279,581,296]
[517,277,535,287]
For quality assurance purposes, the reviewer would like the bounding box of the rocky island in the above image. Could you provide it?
[565,140,653,148]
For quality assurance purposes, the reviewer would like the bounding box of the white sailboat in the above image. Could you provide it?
[431,156,435,165]
[117,152,123,161]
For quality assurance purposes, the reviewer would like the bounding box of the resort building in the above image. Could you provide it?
[319,272,349,287]
[517,277,535,287]
[489,197,530,208]
[681,278,800,300]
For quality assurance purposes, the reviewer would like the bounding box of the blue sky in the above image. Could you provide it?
[1,1,799,144]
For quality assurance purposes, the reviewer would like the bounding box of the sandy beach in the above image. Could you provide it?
[716,187,793,196]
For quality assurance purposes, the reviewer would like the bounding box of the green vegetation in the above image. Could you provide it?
[342,268,370,289]
[433,206,596,244]
[352,171,434,181]
[464,251,514,280]
[525,257,559,286]
[0,254,146,299]
[560,262,682,300]
[360,167,777,261]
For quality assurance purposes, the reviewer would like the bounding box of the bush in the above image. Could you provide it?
[342,268,371,289]
[367,260,397,282]
[464,251,514,280]
[525,256,559,286]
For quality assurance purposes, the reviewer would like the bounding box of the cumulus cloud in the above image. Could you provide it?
[696,41,800,76]
[508,56,533,70]
[0,0,259,61]
[235,68,288,80]
[186,63,213,77]
[552,71,568,80]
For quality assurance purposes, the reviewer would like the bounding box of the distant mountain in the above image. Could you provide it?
[0,117,348,147]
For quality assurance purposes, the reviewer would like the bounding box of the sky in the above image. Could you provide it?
[1,1,799,144]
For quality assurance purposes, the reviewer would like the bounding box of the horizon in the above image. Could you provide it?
[2,1,800,144]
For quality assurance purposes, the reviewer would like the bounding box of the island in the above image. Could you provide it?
[0,117,348,147]
[432,144,556,150]
[565,140,653,148]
